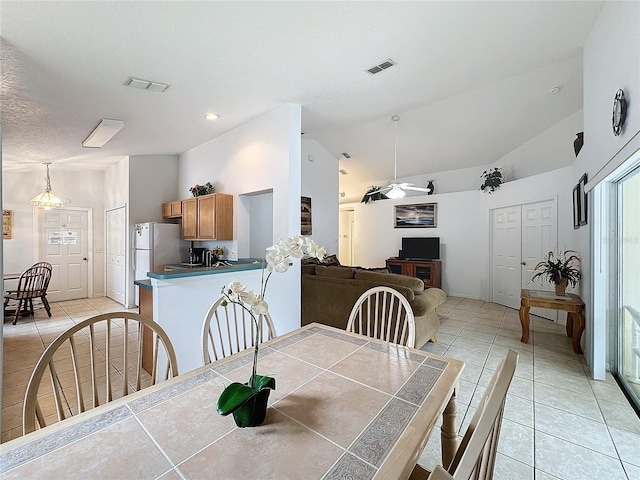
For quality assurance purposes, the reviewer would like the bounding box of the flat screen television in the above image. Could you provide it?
[400,237,440,260]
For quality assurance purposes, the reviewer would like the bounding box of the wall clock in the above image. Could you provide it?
[612,89,627,136]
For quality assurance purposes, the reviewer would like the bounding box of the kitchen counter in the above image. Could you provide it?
[148,258,264,280]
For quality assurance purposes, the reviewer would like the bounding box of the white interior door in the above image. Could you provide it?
[492,206,522,309]
[491,200,558,320]
[40,209,89,302]
[339,209,354,265]
[106,207,126,305]
[521,201,558,321]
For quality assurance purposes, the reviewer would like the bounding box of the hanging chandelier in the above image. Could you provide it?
[30,163,67,209]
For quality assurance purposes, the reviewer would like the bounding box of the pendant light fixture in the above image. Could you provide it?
[30,162,67,209]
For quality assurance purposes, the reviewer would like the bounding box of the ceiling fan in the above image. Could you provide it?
[367,115,432,199]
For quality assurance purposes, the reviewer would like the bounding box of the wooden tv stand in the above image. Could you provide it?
[385,258,442,289]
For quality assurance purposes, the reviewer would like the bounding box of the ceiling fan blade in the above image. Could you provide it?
[402,186,430,192]
[367,186,391,195]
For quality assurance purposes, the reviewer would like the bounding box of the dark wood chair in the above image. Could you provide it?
[4,262,52,325]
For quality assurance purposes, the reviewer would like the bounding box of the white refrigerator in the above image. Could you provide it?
[133,222,182,303]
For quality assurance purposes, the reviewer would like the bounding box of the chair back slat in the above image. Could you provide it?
[201,296,277,365]
[346,286,416,348]
[447,350,518,478]
[23,312,178,434]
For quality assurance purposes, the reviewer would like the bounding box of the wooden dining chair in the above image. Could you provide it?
[411,349,519,480]
[346,286,416,348]
[4,261,52,325]
[201,296,277,365]
[23,312,178,434]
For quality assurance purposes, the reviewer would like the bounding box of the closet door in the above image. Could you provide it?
[491,200,557,320]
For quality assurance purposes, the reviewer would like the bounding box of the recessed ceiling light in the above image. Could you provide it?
[205,113,220,120]
[548,86,563,94]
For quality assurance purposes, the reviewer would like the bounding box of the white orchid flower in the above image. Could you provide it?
[305,238,326,261]
[226,281,246,301]
[243,291,269,315]
[288,236,305,259]
[266,249,290,273]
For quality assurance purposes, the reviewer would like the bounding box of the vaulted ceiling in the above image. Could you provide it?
[1,1,603,202]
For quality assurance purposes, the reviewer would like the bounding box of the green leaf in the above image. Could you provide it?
[217,383,259,416]
[250,374,276,391]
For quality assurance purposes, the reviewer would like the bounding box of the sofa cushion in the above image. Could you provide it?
[315,265,355,279]
[301,264,316,275]
[353,270,424,294]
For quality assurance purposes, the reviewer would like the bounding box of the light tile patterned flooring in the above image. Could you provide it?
[419,296,640,480]
[2,297,138,443]
[2,296,640,479]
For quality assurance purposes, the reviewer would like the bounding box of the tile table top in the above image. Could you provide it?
[1,323,464,480]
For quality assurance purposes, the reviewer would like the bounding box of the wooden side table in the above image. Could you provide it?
[519,289,585,354]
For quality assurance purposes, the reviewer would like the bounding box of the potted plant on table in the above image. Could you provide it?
[531,249,581,296]
[216,235,326,427]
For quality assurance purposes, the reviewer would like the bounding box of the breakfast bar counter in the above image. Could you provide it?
[0,324,464,480]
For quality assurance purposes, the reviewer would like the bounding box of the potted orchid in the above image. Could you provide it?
[216,235,326,427]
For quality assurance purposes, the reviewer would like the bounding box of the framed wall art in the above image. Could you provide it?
[572,184,580,229]
[3,209,13,239]
[394,203,437,228]
[578,173,588,226]
[301,196,312,235]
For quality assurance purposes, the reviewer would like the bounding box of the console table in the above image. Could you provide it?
[519,289,585,354]
[386,258,442,288]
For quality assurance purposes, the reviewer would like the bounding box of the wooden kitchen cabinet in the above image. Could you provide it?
[181,193,233,240]
[162,200,182,218]
[385,258,442,289]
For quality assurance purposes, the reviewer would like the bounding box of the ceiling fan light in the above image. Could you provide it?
[386,187,406,199]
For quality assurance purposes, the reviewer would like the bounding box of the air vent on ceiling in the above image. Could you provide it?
[124,76,170,93]
[366,58,397,75]
[339,169,349,175]
[342,152,351,159]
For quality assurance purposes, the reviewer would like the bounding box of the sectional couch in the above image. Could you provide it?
[301,264,446,348]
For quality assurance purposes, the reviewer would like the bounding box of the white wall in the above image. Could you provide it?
[576,0,640,377]
[301,138,339,255]
[350,166,575,300]
[362,110,582,199]
[2,167,106,296]
[129,155,179,225]
[178,104,303,335]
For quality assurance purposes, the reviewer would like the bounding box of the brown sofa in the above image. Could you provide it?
[301,264,446,348]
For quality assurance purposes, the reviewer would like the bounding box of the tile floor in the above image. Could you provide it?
[2,296,640,479]
[419,296,640,480]
[2,297,138,443]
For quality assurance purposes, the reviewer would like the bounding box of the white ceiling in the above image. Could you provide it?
[1,1,603,202]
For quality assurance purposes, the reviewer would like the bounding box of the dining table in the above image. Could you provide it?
[0,323,464,480]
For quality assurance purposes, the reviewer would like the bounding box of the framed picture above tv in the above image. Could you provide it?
[394,203,437,228]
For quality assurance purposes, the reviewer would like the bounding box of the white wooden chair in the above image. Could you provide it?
[411,349,519,480]
[23,312,178,434]
[346,286,416,348]
[201,296,277,365]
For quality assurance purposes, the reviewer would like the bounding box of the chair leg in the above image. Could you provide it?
[431,335,438,343]
[41,295,52,317]
[13,299,23,325]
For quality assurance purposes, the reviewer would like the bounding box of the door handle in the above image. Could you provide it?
[521,262,526,266]
[83,257,88,261]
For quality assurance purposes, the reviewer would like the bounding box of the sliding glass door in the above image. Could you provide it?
[615,165,640,410]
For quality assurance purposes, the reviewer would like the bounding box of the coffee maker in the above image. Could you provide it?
[188,247,208,265]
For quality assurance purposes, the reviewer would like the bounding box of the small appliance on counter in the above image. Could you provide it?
[187,247,208,265]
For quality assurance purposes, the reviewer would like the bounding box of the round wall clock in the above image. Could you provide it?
[612,89,627,136]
